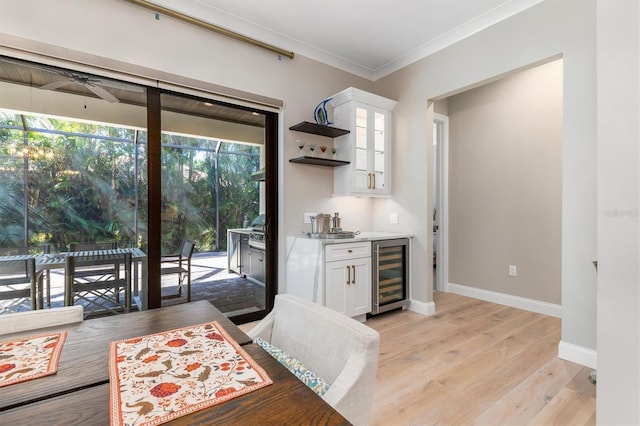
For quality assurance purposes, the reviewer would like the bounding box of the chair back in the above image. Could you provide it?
[0,257,37,312]
[0,306,83,335]
[180,241,195,260]
[69,241,117,252]
[64,252,132,318]
[249,294,380,425]
[0,244,51,256]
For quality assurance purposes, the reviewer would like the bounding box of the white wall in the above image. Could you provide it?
[375,0,597,362]
[596,1,640,423]
[447,60,563,306]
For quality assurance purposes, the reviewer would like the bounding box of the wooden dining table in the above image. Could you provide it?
[0,300,349,425]
[0,300,246,411]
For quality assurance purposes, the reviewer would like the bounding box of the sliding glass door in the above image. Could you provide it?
[0,55,277,321]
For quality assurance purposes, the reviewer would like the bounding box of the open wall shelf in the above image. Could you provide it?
[289,121,350,138]
[289,156,350,167]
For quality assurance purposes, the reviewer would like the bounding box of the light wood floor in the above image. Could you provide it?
[240,292,596,425]
[365,292,596,425]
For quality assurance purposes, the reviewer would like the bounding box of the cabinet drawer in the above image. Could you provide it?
[325,242,371,262]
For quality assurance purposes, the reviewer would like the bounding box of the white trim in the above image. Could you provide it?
[409,299,436,316]
[433,113,449,293]
[447,282,562,318]
[0,32,284,111]
[558,340,597,369]
[174,0,542,81]
[371,0,545,80]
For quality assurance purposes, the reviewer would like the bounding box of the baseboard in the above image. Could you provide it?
[446,282,562,318]
[558,340,597,369]
[409,299,436,316]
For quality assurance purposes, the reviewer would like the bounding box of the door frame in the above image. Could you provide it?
[433,113,449,292]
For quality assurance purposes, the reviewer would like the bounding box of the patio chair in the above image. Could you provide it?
[69,241,121,302]
[0,257,38,313]
[64,252,131,318]
[161,241,195,302]
[0,244,51,307]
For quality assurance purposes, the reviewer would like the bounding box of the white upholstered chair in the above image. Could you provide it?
[248,294,380,426]
[0,305,84,335]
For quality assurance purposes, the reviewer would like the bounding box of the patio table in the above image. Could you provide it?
[0,249,148,311]
[36,248,148,310]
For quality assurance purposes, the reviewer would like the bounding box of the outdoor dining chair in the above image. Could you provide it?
[0,257,38,313]
[64,252,131,318]
[69,241,121,302]
[161,241,195,302]
[0,244,51,307]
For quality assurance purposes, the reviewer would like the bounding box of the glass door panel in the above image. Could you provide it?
[159,92,271,320]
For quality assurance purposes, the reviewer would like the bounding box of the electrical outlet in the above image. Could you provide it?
[509,265,517,276]
[303,212,316,224]
[389,213,398,224]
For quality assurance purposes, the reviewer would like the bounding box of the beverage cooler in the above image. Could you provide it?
[370,238,410,315]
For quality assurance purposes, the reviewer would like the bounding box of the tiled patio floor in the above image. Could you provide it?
[38,251,264,316]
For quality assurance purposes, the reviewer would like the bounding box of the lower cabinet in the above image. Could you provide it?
[249,246,265,284]
[325,257,371,318]
[285,237,371,321]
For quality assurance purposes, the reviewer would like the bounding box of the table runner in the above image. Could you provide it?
[0,331,67,387]
[109,321,272,426]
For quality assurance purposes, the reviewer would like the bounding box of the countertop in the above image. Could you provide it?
[227,228,253,234]
[290,231,413,243]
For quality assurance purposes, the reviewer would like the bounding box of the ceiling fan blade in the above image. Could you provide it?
[86,85,119,103]
[39,80,71,91]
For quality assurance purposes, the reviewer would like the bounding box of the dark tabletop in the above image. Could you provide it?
[0,343,350,425]
[0,300,251,411]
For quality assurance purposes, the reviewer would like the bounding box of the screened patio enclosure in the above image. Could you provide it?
[0,110,261,256]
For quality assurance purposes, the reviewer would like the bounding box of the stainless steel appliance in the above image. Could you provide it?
[249,213,266,250]
[247,214,266,285]
[371,238,409,314]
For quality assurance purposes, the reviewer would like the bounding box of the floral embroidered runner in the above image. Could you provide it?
[0,331,67,388]
[109,321,272,426]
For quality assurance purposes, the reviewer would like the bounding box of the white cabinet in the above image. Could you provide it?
[324,242,371,318]
[331,88,397,197]
[285,237,371,321]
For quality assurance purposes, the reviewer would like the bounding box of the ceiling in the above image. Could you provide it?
[0,56,266,127]
[145,0,543,80]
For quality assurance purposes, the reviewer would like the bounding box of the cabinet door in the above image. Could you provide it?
[250,247,265,284]
[325,259,350,315]
[353,105,390,195]
[227,232,240,273]
[239,234,250,276]
[325,257,371,317]
[348,257,372,316]
[333,92,396,197]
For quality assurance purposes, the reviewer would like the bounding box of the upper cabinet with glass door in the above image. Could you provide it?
[331,88,397,197]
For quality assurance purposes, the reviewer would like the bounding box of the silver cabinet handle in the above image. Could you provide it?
[351,265,356,284]
[346,265,350,285]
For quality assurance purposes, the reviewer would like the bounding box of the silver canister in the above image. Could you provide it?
[332,212,341,231]
[311,213,331,234]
